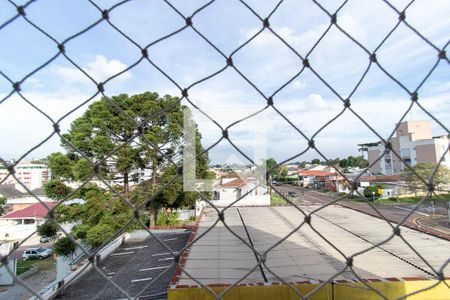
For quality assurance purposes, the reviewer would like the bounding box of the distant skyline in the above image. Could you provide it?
[0,0,449,164]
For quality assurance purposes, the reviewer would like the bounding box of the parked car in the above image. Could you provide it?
[22,247,53,260]
[39,236,53,243]
[288,191,297,197]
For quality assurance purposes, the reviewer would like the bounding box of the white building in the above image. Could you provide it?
[360,120,450,175]
[0,161,50,191]
[209,177,270,207]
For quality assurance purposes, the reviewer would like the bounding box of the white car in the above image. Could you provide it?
[22,247,53,260]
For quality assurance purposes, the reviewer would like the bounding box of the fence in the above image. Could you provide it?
[0,0,449,299]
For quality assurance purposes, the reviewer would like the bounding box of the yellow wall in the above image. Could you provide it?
[168,280,450,300]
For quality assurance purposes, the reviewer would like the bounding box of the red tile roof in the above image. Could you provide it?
[221,178,248,188]
[1,202,56,219]
[220,173,240,178]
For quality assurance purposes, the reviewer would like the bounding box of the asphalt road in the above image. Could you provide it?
[273,184,450,239]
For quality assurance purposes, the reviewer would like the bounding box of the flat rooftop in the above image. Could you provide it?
[178,205,450,286]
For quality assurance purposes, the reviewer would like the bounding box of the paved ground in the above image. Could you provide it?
[275,184,450,239]
[0,266,56,300]
[59,230,191,300]
[178,206,450,286]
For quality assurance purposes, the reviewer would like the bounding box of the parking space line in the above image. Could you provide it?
[163,238,178,241]
[139,265,170,271]
[158,257,174,261]
[110,251,134,256]
[151,252,178,257]
[123,245,148,251]
[131,277,153,283]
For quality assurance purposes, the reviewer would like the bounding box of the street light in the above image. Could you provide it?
[372,191,375,202]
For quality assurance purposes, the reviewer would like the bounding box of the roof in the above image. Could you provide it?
[221,178,248,188]
[298,170,336,177]
[178,206,449,285]
[0,184,24,198]
[30,187,46,196]
[220,173,240,178]
[1,202,56,219]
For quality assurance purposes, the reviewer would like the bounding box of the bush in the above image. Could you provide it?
[85,223,116,247]
[72,224,90,240]
[363,186,382,200]
[156,211,180,226]
[54,236,76,257]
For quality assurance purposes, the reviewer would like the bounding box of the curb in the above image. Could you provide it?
[18,266,38,280]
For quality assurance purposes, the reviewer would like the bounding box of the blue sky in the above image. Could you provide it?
[0,0,449,164]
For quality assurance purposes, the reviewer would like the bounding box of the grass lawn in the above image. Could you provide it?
[16,257,55,276]
[271,193,288,206]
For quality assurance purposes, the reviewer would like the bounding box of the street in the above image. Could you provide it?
[273,183,450,240]
[13,241,54,260]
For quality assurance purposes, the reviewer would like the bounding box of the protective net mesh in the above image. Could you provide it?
[0,0,449,299]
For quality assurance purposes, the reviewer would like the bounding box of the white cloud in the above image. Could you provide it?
[53,55,132,85]
[0,91,93,159]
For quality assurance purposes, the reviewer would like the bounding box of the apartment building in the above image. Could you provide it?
[359,120,450,175]
[0,161,50,191]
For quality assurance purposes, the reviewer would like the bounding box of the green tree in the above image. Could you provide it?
[47,152,74,180]
[37,220,58,238]
[407,163,450,195]
[339,158,348,168]
[44,180,72,200]
[0,196,6,215]
[311,158,321,165]
[62,92,185,195]
[49,92,210,253]
[54,237,76,257]
[261,158,278,194]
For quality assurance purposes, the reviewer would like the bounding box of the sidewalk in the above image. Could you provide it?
[0,268,56,300]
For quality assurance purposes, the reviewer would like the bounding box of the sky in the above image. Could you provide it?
[0,0,449,165]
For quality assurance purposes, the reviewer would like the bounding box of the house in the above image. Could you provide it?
[0,201,56,225]
[359,120,450,175]
[0,184,52,213]
[0,202,57,243]
[208,176,270,207]
[357,175,408,198]
[298,170,346,192]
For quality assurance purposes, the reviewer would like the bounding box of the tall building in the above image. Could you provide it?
[359,120,450,175]
[0,161,50,191]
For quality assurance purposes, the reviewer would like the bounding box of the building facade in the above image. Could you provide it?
[359,121,450,175]
[0,161,50,191]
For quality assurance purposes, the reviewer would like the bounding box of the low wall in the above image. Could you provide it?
[210,195,270,207]
[168,279,450,300]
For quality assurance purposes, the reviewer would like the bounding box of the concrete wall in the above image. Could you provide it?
[367,149,381,174]
[415,143,438,164]
[0,242,16,285]
[0,223,37,243]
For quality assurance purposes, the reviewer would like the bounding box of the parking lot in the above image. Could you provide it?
[60,230,191,300]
